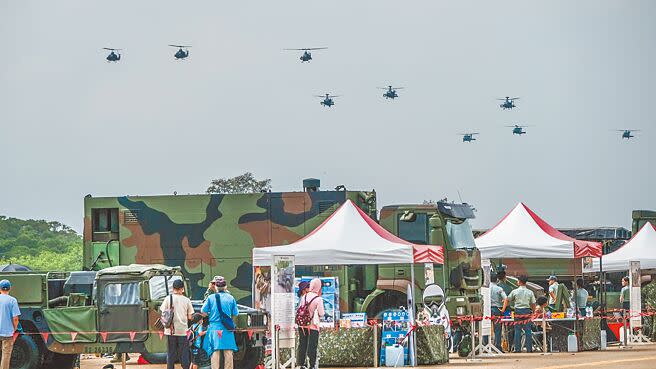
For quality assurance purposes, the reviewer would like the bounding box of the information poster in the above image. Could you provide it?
[253,265,271,312]
[294,276,340,327]
[380,310,410,366]
[481,259,491,336]
[340,313,367,328]
[272,255,295,348]
[629,261,642,328]
[424,263,435,285]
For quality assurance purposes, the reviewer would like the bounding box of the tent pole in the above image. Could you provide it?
[410,264,417,367]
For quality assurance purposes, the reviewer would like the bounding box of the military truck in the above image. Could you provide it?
[1,264,266,369]
[633,210,656,235]
[82,179,481,322]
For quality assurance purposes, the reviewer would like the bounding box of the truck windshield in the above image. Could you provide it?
[149,275,183,300]
[445,220,475,248]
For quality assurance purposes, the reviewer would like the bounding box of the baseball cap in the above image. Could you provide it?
[0,280,11,290]
[518,275,529,283]
[213,276,227,288]
[547,275,558,281]
[172,279,185,289]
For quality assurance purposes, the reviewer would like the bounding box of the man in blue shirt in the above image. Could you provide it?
[0,279,21,369]
[201,276,238,369]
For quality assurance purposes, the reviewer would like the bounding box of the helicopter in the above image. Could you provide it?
[614,129,640,139]
[498,96,519,110]
[103,48,122,62]
[315,94,339,107]
[506,125,530,135]
[169,45,191,60]
[377,86,404,99]
[460,133,479,142]
[283,47,327,62]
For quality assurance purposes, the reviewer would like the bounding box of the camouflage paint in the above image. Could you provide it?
[84,190,377,304]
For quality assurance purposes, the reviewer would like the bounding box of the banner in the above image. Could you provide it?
[271,255,295,349]
[481,259,491,336]
[629,261,642,329]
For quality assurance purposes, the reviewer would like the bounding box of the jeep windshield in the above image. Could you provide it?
[149,275,183,300]
[445,219,476,248]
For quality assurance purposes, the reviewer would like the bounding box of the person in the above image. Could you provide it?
[0,280,20,369]
[297,278,324,369]
[296,281,311,365]
[575,279,589,317]
[189,313,210,369]
[489,272,508,351]
[496,268,514,296]
[201,276,238,369]
[619,276,630,311]
[505,275,536,353]
[535,296,549,315]
[547,275,559,310]
[160,279,194,369]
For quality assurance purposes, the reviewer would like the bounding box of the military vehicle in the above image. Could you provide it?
[82,179,482,327]
[633,210,656,235]
[1,264,266,369]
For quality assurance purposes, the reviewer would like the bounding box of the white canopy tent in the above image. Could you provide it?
[586,223,656,273]
[475,202,602,259]
[252,199,443,266]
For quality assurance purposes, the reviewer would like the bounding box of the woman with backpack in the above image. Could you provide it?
[296,278,324,369]
[201,276,238,369]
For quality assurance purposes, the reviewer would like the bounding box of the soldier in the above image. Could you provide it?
[0,279,20,369]
[505,275,536,353]
[619,276,630,311]
[547,275,559,310]
[489,273,508,351]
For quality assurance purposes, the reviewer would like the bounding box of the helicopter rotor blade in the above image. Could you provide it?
[103,48,122,51]
[169,44,192,48]
[284,47,327,51]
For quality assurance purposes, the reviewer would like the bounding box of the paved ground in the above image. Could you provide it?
[80,344,656,369]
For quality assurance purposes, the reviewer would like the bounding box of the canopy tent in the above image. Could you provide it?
[586,223,656,273]
[475,203,602,259]
[252,199,443,266]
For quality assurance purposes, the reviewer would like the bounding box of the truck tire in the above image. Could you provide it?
[140,352,167,364]
[49,353,78,369]
[235,345,264,369]
[11,335,42,369]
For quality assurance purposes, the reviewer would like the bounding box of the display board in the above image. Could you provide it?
[294,276,340,328]
[380,310,410,366]
[629,261,642,328]
[340,313,367,328]
[481,259,492,336]
[272,255,295,349]
[424,263,435,285]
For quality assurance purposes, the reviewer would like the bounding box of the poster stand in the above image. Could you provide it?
[270,255,296,369]
[628,261,650,344]
[474,259,500,357]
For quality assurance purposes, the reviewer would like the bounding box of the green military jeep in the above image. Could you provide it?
[1,264,267,369]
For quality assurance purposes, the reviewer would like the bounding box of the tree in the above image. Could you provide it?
[206,172,272,194]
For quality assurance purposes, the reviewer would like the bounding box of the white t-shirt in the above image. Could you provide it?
[548,282,559,305]
[160,294,194,336]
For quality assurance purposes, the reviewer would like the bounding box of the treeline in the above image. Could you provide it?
[0,215,82,271]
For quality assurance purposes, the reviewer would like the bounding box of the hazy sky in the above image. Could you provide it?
[1,1,654,233]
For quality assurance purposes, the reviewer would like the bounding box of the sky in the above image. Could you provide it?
[1,1,654,233]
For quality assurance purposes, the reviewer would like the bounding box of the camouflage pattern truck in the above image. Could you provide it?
[0,264,266,369]
[82,180,481,325]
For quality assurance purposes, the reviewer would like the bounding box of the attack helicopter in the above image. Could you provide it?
[169,45,191,60]
[460,133,479,142]
[103,48,122,62]
[284,47,327,62]
[506,125,530,135]
[315,94,339,107]
[498,96,519,110]
[378,86,404,99]
[614,129,640,139]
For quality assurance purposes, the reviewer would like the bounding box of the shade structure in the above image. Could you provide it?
[252,200,444,266]
[586,223,656,272]
[475,203,602,259]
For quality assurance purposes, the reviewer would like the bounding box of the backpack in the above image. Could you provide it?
[155,294,175,331]
[295,295,319,327]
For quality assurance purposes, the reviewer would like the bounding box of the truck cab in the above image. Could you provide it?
[1,264,267,369]
[364,201,483,319]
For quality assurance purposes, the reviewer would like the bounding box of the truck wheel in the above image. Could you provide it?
[49,353,78,369]
[234,343,264,369]
[11,335,42,369]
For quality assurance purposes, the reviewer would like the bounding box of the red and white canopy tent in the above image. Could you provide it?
[253,199,444,266]
[475,202,602,260]
[586,223,656,273]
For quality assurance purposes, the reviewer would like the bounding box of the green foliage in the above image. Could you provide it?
[0,215,82,271]
[206,172,272,194]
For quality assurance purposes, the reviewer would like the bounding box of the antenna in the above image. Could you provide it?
[457,190,464,203]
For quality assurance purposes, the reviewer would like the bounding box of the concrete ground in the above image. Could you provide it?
[80,344,656,369]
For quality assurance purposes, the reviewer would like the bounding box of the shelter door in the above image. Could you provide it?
[98,280,148,342]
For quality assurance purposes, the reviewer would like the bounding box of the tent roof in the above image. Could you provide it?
[475,203,602,259]
[586,223,656,272]
[252,200,443,266]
